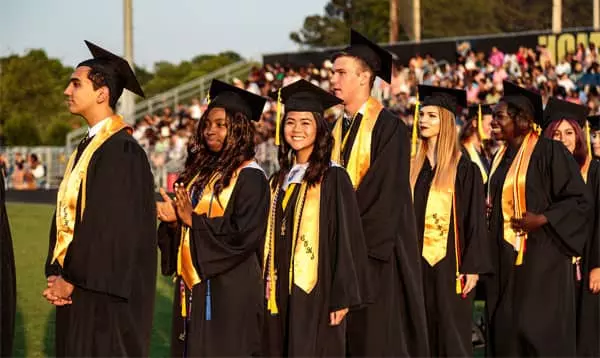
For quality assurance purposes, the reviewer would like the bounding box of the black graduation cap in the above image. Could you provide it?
[417,85,467,114]
[82,40,145,98]
[333,29,393,84]
[542,97,587,130]
[502,81,544,125]
[467,104,493,119]
[208,79,266,122]
[270,79,343,114]
[588,115,600,131]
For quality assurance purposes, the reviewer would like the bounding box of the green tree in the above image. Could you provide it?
[290,0,390,48]
[0,50,74,145]
[291,0,592,49]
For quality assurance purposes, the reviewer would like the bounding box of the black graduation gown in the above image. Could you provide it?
[414,156,491,357]
[45,130,157,357]
[485,137,591,357]
[342,109,429,357]
[0,174,16,358]
[262,166,368,357]
[158,167,269,357]
[576,158,600,357]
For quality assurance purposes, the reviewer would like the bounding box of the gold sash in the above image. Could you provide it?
[332,97,384,188]
[464,142,488,184]
[53,115,131,266]
[502,132,539,265]
[177,161,251,290]
[264,178,321,315]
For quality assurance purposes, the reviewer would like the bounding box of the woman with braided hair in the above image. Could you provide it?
[156,80,269,357]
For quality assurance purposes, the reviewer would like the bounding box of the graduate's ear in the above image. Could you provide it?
[96,86,109,105]
[515,112,532,134]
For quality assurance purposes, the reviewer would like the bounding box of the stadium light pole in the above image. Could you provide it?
[552,0,562,34]
[121,0,135,124]
[594,0,600,30]
[390,0,399,43]
[414,0,421,42]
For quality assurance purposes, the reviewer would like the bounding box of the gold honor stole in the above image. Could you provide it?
[263,178,321,315]
[501,132,539,266]
[421,158,464,294]
[572,156,592,277]
[53,115,131,267]
[177,161,253,291]
[332,97,384,188]
[465,142,489,184]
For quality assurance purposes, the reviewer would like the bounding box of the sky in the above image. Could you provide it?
[0,0,327,69]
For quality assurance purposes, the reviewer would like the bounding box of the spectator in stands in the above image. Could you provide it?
[10,161,25,190]
[27,153,46,189]
[189,98,202,120]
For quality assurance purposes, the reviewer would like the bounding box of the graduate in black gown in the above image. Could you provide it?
[411,86,491,357]
[590,115,600,159]
[156,80,269,357]
[0,173,16,357]
[541,98,600,357]
[42,41,157,357]
[485,81,591,357]
[330,29,428,357]
[460,104,493,184]
[261,79,368,356]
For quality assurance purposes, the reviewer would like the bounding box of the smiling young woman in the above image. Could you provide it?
[542,97,600,357]
[486,81,591,356]
[262,79,368,357]
[410,85,491,357]
[156,80,269,357]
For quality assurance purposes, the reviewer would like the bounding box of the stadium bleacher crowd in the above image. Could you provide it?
[5,41,600,189]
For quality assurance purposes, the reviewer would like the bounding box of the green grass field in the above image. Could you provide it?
[6,203,173,357]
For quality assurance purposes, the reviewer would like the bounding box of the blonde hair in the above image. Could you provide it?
[410,106,461,192]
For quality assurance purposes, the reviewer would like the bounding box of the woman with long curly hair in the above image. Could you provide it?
[542,97,600,357]
[262,79,368,357]
[156,80,269,357]
[410,85,491,357]
[486,81,590,356]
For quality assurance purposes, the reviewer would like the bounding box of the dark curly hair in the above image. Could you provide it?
[178,105,256,201]
[272,111,333,190]
[77,59,124,110]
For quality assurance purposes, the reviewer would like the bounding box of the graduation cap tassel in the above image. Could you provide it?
[275,88,283,146]
[411,95,420,158]
[477,104,488,140]
[205,280,212,321]
[205,91,211,105]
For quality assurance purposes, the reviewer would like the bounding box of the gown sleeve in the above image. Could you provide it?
[458,160,492,274]
[326,167,369,311]
[541,141,591,257]
[157,222,180,276]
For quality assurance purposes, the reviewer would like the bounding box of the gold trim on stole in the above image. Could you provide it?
[501,132,539,265]
[53,115,131,266]
[421,156,460,267]
[464,142,488,184]
[178,161,250,289]
[332,97,384,188]
[264,178,321,315]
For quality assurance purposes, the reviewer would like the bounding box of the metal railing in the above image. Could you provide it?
[66,59,257,152]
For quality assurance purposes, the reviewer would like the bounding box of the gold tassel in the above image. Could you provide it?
[456,276,463,295]
[477,104,488,140]
[533,123,541,135]
[205,91,211,105]
[275,88,282,146]
[411,95,420,158]
[586,122,593,159]
[515,236,525,266]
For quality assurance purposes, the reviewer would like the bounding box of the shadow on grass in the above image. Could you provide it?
[12,309,26,357]
[43,309,55,357]
[150,275,175,358]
